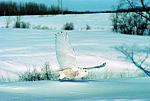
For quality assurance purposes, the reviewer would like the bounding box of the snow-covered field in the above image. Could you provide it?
[0,14,111,30]
[0,13,150,100]
[0,13,150,80]
[0,77,150,101]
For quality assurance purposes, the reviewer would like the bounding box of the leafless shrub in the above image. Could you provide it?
[86,24,91,30]
[19,62,59,81]
[5,16,11,28]
[112,0,150,35]
[112,12,149,35]
[63,22,74,30]
[14,16,30,29]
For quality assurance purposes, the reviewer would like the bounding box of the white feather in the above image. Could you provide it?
[55,32,78,69]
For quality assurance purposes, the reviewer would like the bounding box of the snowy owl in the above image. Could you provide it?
[55,32,106,80]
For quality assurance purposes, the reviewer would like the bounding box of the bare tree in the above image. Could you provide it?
[14,16,21,28]
[115,45,150,76]
[58,0,63,14]
[126,0,150,21]
[5,16,11,28]
[111,0,125,32]
[112,0,150,35]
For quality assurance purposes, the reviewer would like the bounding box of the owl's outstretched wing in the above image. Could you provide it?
[55,32,77,69]
[83,62,106,70]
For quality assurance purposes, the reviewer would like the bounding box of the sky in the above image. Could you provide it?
[0,0,118,11]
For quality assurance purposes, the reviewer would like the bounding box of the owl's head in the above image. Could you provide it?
[78,69,88,78]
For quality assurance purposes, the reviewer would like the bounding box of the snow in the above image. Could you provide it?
[0,77,150,100]
[0,13,111,30]
[0,13,150,80]
[0,12,150,100]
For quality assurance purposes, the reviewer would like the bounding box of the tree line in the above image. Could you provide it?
[111,0,150,36]
[0,1,107,16]
[0,1,63,16]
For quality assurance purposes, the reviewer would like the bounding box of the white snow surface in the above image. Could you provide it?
[0,13,150,100]
[0,13,150,80]
[0,77,150,100]
[0,13,111,30]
